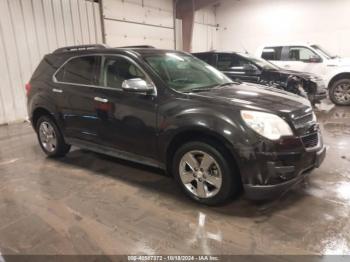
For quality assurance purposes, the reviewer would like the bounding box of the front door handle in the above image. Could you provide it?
[284,65,290,68]
[52,88,63,93]
[94,97,109,103]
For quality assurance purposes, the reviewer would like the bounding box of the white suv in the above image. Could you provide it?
[256,43,350,105]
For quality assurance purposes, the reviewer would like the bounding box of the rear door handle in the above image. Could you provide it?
[52,88,63,93]
[94,97,108,103]
[284,65,290,68]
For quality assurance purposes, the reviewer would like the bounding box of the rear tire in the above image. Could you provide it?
[329,79,350,106]
[172,141,241,205]
[36,115,70,157]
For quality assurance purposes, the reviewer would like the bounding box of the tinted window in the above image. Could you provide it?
[287,46,319,62]
[217,54,233,70]
[56,56,100,85]
[194,53,213,65]
[262,47,283,61]
[102,56,147,89]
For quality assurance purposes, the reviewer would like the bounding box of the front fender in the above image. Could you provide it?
[325,67,350,87]
[157,104,256,170]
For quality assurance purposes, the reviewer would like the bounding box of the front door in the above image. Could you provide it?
[282,46,325,75]
[95,55,158,159]
[216,53,260,83]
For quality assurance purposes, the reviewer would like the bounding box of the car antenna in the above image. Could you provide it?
[240,42,249,54]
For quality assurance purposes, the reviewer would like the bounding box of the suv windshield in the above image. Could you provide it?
[240,54,279,70]
[311,45,337,59]
[143,53,232,92]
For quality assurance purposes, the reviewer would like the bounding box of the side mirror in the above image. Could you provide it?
[307,56,322,63]
[121,78,154,94]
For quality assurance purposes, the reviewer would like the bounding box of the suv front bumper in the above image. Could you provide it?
[242,142,326,200]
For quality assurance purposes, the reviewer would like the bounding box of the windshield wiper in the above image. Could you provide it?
[183,88,212,93]
[218,82,234,87]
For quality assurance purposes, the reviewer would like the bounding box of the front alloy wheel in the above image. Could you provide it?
[179,150,222,198]
[173,141,240,205]
[330,79,350,106]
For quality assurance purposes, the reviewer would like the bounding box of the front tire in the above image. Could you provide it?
[36,115,71,157]
[172,141,240,205]
[329,79,350,106]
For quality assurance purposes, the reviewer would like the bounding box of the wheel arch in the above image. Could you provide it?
[328,72,350,89]
[31,107,57,129]
[165,128,241,178]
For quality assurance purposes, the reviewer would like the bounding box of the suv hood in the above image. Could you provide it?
[326,57,350,67]
[190,83,311,114]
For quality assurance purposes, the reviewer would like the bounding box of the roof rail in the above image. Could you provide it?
[117,45,155,49]
[53,44,108,54]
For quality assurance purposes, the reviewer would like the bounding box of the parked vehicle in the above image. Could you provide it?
[193,51,327,105]
[27,45,326,205]
[257,43,350,105]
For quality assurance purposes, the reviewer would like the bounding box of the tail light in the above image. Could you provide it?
[25,83,32,96]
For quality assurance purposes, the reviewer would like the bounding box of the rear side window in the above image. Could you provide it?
[55,56,100,85]
[194,53,213,65]
[217,54,232,70]
[261,47,282,61]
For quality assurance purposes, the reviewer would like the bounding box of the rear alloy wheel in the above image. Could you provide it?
[39,121,57,153]
[36,115,71,157]
[173,141,240,205]
[330,79,350,106]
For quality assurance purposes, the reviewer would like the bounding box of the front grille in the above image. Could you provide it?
[301,132,319,148]
[293,113,313,128]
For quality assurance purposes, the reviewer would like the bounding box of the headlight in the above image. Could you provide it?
[241,110,293,140]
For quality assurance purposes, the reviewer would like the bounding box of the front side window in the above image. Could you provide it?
[287,46,320,62]
[143,53,232,92]
[217,54,252,70]
[55,56,100,85]
[261,47,283,61]
[101,56,147,89]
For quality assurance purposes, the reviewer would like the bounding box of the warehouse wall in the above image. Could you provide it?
[192,6,218,52]
[103,0,175,49]
[0,0,102,125]
[215,0,350,57]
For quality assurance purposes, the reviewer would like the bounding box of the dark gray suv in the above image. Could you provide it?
[26,45,326,205]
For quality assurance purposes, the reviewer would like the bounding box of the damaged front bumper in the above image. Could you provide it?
[242,140,326,200]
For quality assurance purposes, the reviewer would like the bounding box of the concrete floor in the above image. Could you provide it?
[0,102,349,256]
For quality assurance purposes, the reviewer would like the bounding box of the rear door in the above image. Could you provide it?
[93,55,158,159]
[53,55,102,142]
